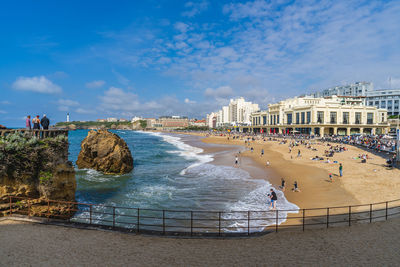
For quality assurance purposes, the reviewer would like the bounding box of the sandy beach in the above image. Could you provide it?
[178,132,400,210]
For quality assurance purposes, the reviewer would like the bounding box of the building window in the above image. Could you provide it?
[343,112,349,124]
[301,112,305,124]
[296,113,300,124]
[367,113,373,124]
[381,101,386,108]
[381,113,385,122]
[355,112,361,124]
[317,111,324,123]
[262,116,267,125]
[306,111,311,124]
[368,101,373,106]
[330,112,337,124]
[277,115,280,124]
[287,113,292,125]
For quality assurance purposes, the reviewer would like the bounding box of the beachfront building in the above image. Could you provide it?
[366,89,400,116]
[206,112,217,128]
[209,97,260,128]
[309,81,373,98]
[158,116,189,128]
[249,95,389,135]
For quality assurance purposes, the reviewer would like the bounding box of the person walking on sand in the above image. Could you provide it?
[266,160,270,167]
[280,178,286,191]
[25,115,31,130]
[339,163,343,177]
[40,114,50,130]
[329,173,333,182]
[269,189,277,210]
[292,181,301,192]
[235,155,239,167]
[297,149,301,157]
[260,149,264,157]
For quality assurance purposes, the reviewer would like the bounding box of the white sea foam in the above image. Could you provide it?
[144,132,213,175]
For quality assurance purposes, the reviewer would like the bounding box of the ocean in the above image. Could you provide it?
[68,130,298,232]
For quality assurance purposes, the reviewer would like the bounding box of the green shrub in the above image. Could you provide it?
[39,171,53,184]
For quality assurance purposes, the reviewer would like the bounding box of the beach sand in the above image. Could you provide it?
[1,217,400,266]
[181,133,400,209]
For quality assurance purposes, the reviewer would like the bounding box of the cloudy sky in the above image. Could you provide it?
[1,0,400,127]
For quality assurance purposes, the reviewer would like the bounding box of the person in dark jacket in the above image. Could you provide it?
[40,114,50,130]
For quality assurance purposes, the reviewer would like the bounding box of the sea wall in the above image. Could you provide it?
[0,133,76,215]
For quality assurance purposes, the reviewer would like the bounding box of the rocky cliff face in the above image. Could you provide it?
[0,133,76,216]
[76,130,133,174]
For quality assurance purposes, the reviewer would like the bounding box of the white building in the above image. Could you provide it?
[211,97,259,128]
[250,95,388,135]
[366,89,400,116]
[131,116,143,123]
[310,82,373,98]
[206,112,217,128]
[106,118,118,122]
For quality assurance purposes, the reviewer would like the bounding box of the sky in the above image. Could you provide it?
[1,0,400,127]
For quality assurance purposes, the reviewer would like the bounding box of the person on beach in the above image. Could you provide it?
[329,173,333,182]
[40,114,50,130]
[235,155,239,167]
[297,149,301,157]
[25,115,31,130]
[339,163,343,177]
[266,160,270,167]
[260,149,264,157]
[269,189,277,210]
[292,181,300,192]
[32,115,40,130]
[280,178,286,191]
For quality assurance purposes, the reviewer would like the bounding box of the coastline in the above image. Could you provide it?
[170,132,400,211]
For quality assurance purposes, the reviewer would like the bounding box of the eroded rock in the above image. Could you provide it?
[76,130,133,174]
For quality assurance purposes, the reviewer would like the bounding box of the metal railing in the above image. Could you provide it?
[3,196,400,237]
[0,129,68,139]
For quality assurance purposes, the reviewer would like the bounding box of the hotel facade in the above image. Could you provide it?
[248,96,389,135]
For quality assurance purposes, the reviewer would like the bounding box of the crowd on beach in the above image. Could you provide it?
[25,115,50,130]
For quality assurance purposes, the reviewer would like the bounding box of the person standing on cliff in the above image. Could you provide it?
[25,115,31,130]
[32,115,40,130]
[41,114,50,130]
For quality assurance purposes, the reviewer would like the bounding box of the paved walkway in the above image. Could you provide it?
[1,218,400,266]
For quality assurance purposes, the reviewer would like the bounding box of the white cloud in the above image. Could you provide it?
[0,101,11,105]
[12,76,62,94]
[184,98,196,104]
[57,99,79,112]
[174,22,190,33]
[85,80,105,88]
[182,1,209,17]
[0,110,7,114]
[76,108,96,114]
[204,86,234,98]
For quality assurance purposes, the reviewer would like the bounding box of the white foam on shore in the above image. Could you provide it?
[144,132,213,175]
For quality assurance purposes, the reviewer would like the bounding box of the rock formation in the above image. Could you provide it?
[0,133,76,217]
[76,130,133,174]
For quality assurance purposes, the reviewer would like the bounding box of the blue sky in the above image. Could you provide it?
[1,0,400,127]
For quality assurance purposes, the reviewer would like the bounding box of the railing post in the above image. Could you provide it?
[348,206,351,226]
[326,208,329,228]
[385,201,388,220]
[218,212,221,236]
[190,211,193,236]
[47,200,50,221]
[370,204,372,223]
[275,210,278,233]
[9,196,12,216]
[302,209,305,231]
[137,208,140,233]
[113,207,116,228]
[163,210,166,235]
[89,205,92,224]
[247,211,250,236]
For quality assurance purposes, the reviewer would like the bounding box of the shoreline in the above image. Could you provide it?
[170,132,400,211]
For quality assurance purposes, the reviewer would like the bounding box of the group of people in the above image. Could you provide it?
[25,115,50,130]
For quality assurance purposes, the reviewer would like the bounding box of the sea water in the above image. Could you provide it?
[68,130,298,232]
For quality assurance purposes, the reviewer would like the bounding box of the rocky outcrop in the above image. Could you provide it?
[0,133,76,217]
[76,130,133,174]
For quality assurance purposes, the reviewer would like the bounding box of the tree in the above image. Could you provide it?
[139,120,147,129]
